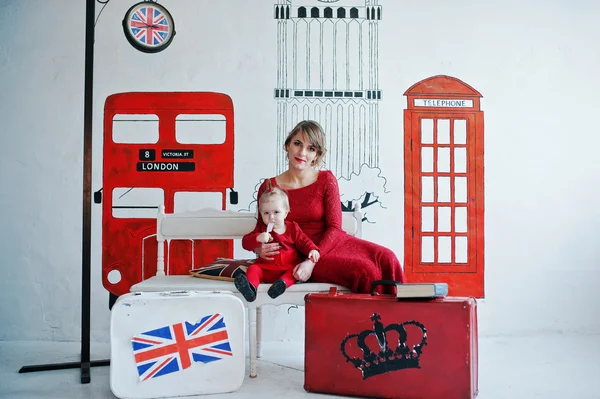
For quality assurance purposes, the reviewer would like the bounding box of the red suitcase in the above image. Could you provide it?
[304,285,478,399]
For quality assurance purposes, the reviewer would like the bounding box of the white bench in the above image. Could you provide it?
[130,205,362,378]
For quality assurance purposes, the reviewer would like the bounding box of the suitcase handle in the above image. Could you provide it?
[370,280,400,296]
[160,290,192,297]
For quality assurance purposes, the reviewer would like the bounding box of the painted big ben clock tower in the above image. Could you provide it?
[274,0,382,179]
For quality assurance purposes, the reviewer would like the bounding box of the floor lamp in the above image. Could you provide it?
[18,0,110,383]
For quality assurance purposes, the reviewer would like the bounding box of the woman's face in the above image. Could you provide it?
[286,132,318,170]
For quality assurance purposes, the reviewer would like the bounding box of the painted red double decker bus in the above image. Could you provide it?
[99,92,237,299]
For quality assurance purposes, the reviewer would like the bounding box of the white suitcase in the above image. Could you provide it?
[110,291,245,399]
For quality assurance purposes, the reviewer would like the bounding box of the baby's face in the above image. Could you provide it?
[260,197,288,228]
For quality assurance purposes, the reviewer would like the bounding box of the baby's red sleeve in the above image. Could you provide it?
[290,222,318,255]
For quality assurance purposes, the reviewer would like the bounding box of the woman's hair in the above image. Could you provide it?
[259,183,290,212]
[284,120,327,168]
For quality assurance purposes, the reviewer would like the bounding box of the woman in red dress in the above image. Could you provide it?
[242,120,405,294]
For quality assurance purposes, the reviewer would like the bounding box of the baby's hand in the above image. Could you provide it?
[308,249,320,263]
[257,232,272,244]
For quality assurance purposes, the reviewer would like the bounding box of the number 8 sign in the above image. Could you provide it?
[139,149,156,161]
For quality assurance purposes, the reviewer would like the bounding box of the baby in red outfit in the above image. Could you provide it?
[235,186,319,302]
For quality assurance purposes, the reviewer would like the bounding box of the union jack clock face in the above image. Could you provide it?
[122,1,175,53]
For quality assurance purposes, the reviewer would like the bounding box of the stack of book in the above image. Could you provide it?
[395,283,448,299]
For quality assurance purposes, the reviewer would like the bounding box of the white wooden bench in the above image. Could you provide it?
[130,205,362,378]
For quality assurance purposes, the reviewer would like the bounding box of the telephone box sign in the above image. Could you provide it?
[414,99,473,108]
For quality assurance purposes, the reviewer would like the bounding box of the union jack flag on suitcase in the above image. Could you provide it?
[131,313,233,381]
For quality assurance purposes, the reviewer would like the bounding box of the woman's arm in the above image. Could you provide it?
[315,170,346,255]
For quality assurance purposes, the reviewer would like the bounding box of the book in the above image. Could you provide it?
[396,283,448,299]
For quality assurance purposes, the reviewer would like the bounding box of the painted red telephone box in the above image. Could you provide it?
[101,92,236,297]
[403,76,484,297]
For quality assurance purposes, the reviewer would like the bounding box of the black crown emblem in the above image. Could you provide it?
[340,313,427,379]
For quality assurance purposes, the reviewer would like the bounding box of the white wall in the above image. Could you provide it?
[1,0,599,344]
[0,0,86,341]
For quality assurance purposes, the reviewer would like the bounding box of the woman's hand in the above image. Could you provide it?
[255,242,280,261]
[293,259,316,282]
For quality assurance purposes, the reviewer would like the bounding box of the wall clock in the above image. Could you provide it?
[122,1,175,53]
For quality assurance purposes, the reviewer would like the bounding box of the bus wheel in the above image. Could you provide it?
[109,293,119,310]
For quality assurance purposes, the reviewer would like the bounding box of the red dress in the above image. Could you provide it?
[242,170,405,294]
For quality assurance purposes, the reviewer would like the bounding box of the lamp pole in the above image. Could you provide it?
[80,0,96,383]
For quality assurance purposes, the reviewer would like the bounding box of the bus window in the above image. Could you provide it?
[175,114,226,144]
[112,114,159,144]
[112,187,164,218]
[173,191,223,213]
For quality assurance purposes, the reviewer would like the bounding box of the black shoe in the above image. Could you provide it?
[234,274,257,302]
[267,279,287,299]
